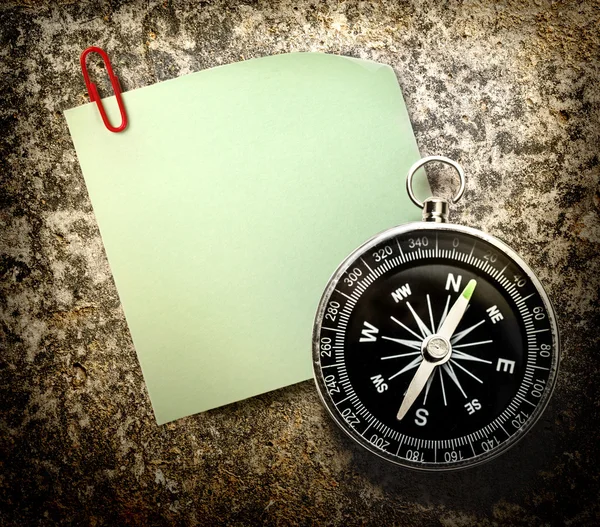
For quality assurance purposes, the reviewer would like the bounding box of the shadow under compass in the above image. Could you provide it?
[338,398,561,514]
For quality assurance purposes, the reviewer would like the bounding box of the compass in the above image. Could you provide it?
[312,156,560,470]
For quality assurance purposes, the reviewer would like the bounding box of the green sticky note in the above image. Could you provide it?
[65,52,429,424]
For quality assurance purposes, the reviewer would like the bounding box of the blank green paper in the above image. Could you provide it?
[65,53,429,424]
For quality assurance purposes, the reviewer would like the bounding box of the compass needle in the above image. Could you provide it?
[381,336,422,350]
[426,294,436,334]
[443,363,467,398]
[389,355,423,380]
[390,316,423,341]
[452,350,493,364]
[406,302,432,338]
[453,340,493,349]
[437,279,477,340]
[397,360,436,420]
[313,157,559,469]
[450,320,486,345]
[437,295,452,332]
[380,351,421,360]
[423,369,435,405]
[439,368,448,406]
[450,359,484,384]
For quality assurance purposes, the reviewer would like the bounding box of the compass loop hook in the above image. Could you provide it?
[406,156,466,209]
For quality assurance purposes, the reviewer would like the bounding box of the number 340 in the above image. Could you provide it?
[408,237,428,248]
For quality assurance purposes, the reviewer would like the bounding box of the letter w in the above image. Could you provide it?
[360,321,379,342]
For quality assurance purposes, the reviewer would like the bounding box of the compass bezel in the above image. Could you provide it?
[312,222,560,471]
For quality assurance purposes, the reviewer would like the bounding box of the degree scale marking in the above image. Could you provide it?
[319,231,555,466]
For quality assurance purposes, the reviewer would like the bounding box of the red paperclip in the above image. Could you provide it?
[80,46,128,133]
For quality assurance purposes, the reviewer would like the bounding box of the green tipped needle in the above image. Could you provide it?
[462,279,477,300]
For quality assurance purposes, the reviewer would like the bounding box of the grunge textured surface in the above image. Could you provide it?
[1,1,599,525]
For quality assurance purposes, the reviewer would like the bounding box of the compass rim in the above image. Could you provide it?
[312,222,560,471]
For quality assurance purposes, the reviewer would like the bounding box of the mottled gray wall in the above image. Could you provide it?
[1,1,599,525]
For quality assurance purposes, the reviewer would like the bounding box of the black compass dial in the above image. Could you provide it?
[313,223,559,470]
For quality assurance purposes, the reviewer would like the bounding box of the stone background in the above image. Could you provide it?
[1,0,599,525]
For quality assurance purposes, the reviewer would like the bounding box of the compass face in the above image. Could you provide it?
[313,223,559,470]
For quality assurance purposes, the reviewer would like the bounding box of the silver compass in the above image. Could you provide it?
[312,156,560,470]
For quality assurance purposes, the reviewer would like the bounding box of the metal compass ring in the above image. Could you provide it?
[406,156,466,208]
